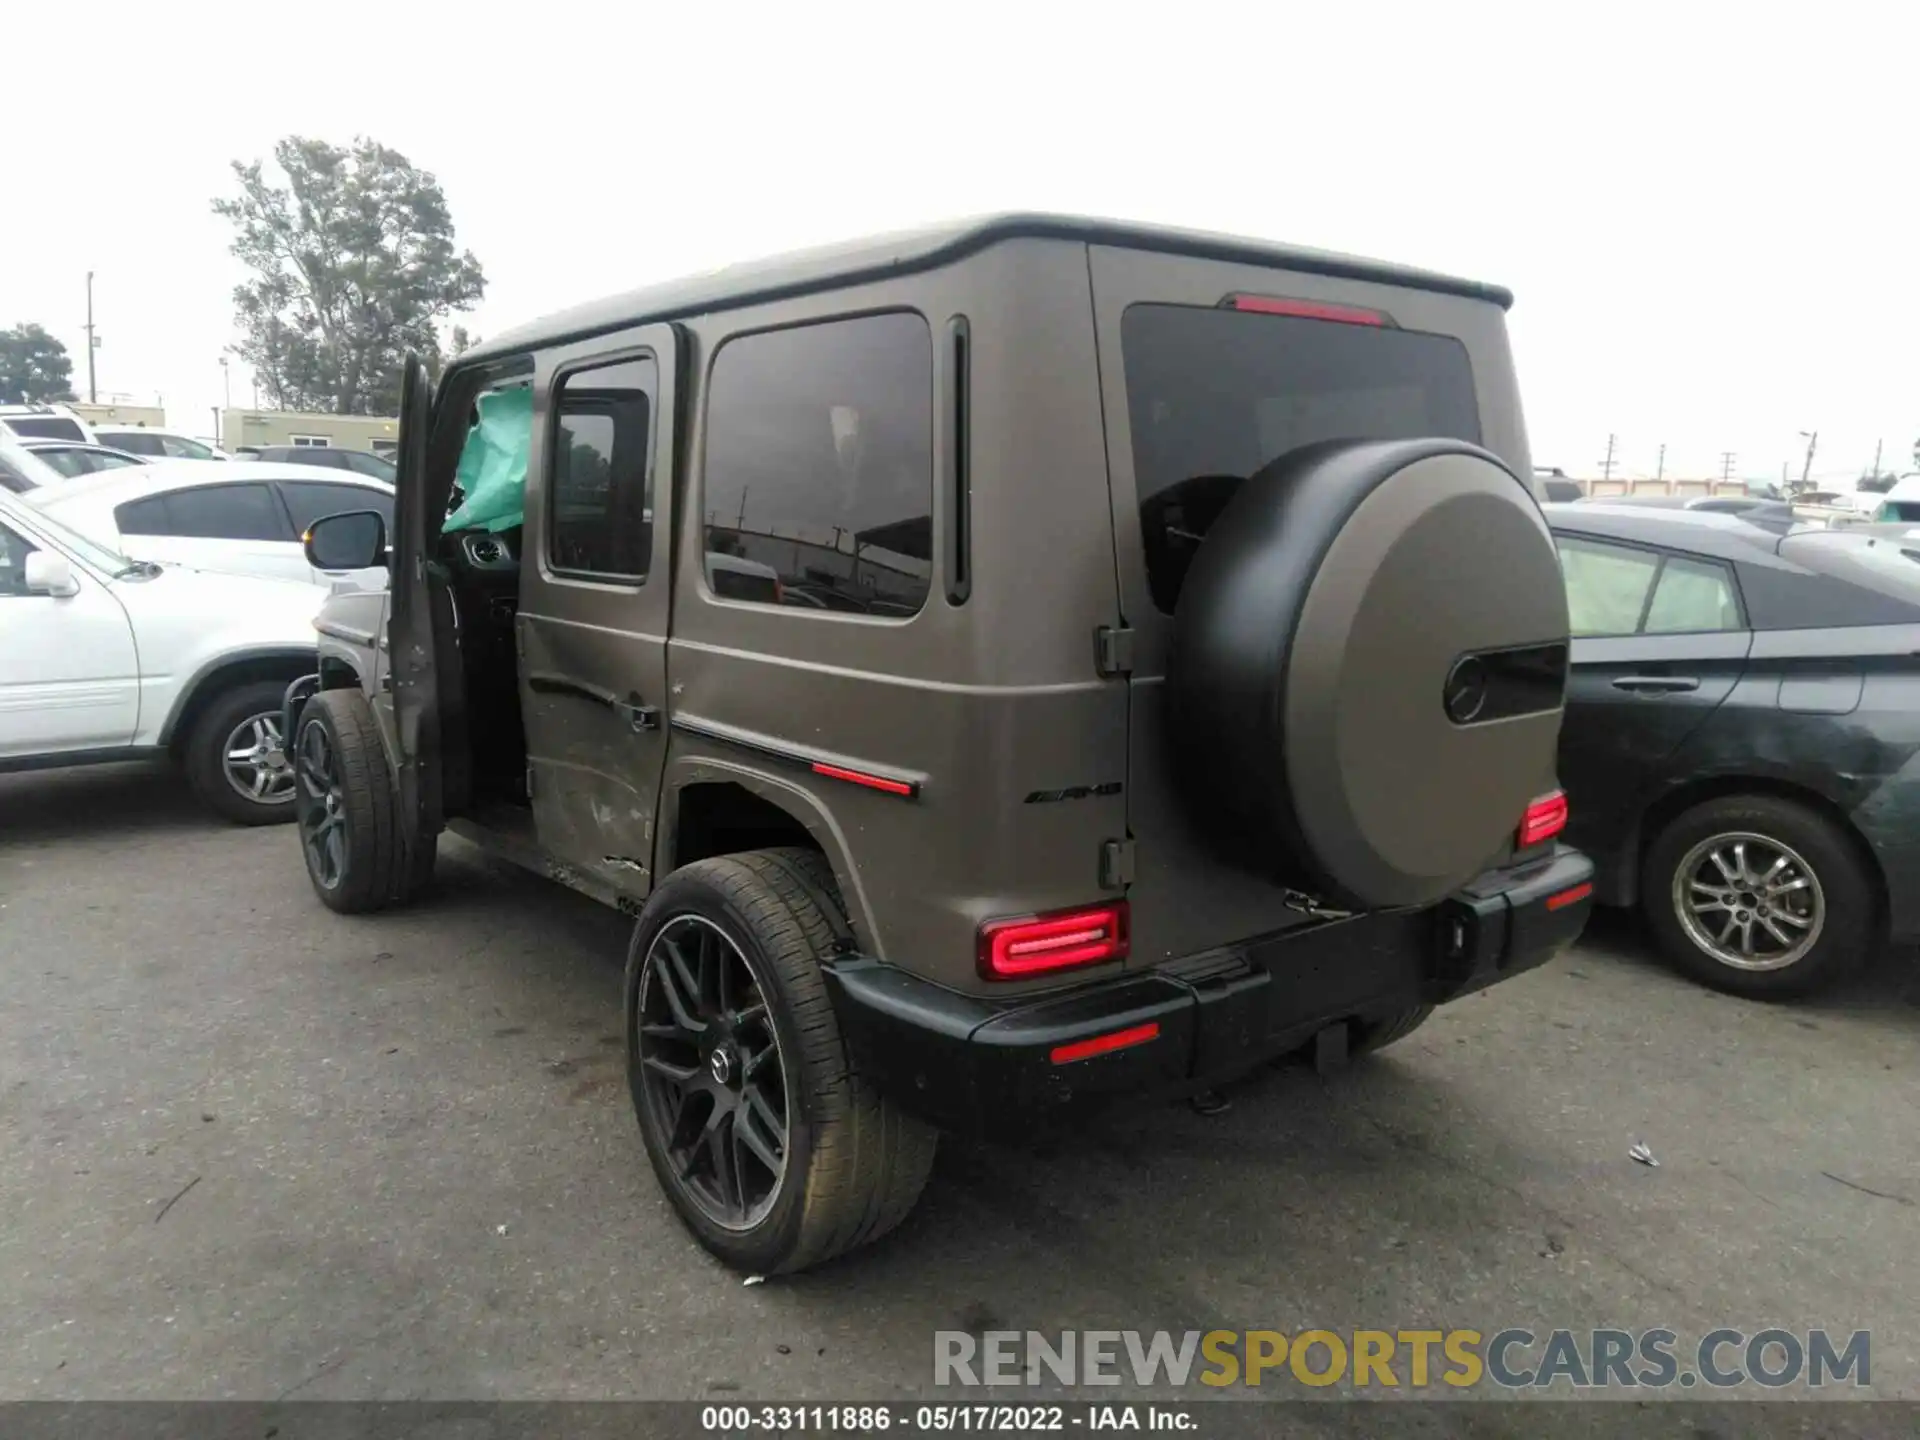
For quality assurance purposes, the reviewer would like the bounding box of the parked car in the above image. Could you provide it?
[19,438,150,479]
[284,213,1593,1274]
[0,430,66,494]
[0,484,324,823]
[250,445,397,482]
[0,403,96,444]
[24,462,394,590]
[1546,501,1920,996]
[1869,475,1920,523]
[90,426,230,461]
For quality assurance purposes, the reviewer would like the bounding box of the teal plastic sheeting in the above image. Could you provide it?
[442,386,533,534]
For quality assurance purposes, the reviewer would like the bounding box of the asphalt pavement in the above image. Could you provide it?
[3,761,1917,1415]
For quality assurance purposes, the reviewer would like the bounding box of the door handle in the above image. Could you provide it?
[1611,675,1700,693]
[618,692,661,732]
[526,673,659,731]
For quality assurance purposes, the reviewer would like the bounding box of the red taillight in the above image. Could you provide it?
[1225,293,1387,326]
[1051,1021,1160,1066]
[1518,790,1569,848]
[977,902,1130,980]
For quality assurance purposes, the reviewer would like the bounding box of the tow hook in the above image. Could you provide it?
[1283,889,1351,921]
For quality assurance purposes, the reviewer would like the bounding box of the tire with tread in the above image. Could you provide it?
[296,688,433,913]
[183,679,300,826]
[1352,1005,1433,1054]
[1641,793,1874,999]
[625,846,936,1274]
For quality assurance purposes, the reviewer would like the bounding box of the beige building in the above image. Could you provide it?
[220,408,400,457]
[71,401,166,429]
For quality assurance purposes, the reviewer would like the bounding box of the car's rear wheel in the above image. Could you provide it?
[1351,1005,1434,1054]
[626,848,936,1274]
[1642,794,1875,998]
[183,680,299,825]
[294,688,433,913]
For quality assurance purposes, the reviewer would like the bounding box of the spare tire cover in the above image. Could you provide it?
[1166,437,1569,910]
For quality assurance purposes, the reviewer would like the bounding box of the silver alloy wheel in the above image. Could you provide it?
[1672,830,1825,972]
[222,712,295,805]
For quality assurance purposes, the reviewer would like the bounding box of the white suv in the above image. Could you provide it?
[0,477,327,824]
[0,404,97,445]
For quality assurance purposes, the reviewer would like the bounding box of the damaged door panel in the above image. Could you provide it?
[515,326,678,897]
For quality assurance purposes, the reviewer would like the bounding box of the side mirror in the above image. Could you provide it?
[23,550,80,597]
[304,510,389,571]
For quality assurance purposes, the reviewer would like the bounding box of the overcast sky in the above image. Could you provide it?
[3,2,1910,487]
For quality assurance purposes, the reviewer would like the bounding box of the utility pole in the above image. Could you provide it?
[1599,433,1618,483]
[1720,451,1736,485]
[1870,438,1883,481]
[83,271,99,404]
[1798,430,1818,493]
[1655,444,1666,483]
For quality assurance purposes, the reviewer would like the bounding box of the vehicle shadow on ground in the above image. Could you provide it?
[0,763,221,847]
[1577,904,1920,1015]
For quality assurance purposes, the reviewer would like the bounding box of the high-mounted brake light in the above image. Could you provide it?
[1225,293,1388,327]
[1517,790,1569,848]
[977,902,1130,980]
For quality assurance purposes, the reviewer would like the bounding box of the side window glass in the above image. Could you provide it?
[283,483,392,534]
[1557,537,1661,637]
[702,312,933,616]
[549,357,654,580]
[155,484,291,542]
[0,521,37,595]
[116,495,175,536]
[36,448,88,479]
[1643,555,1742,634]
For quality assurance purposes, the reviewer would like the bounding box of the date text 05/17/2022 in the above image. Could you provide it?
[701,1404,1195,1432]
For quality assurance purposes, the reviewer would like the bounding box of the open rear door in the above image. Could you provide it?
[385,354,445,863]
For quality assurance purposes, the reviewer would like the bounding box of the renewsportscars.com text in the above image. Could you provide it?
[933,1328,1871,1391]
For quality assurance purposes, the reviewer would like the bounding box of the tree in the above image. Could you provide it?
[1856,471,1898,494]
[214,136,485,416]
[0,324,75,404]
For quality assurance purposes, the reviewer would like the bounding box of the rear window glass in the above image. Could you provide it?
[1764,532,1920,626]
[5,417,87,442]
[1122,303,1481,613]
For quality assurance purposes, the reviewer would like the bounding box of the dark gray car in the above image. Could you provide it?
[1549,503,1920,996]
[283,214,1594,1273]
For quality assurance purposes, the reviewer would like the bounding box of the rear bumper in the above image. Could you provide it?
[823,846,1594,1139]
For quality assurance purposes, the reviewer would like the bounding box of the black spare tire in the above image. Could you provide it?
[1167,438,1570,910]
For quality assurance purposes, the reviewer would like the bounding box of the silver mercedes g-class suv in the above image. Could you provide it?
[285,214,1593,1274]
